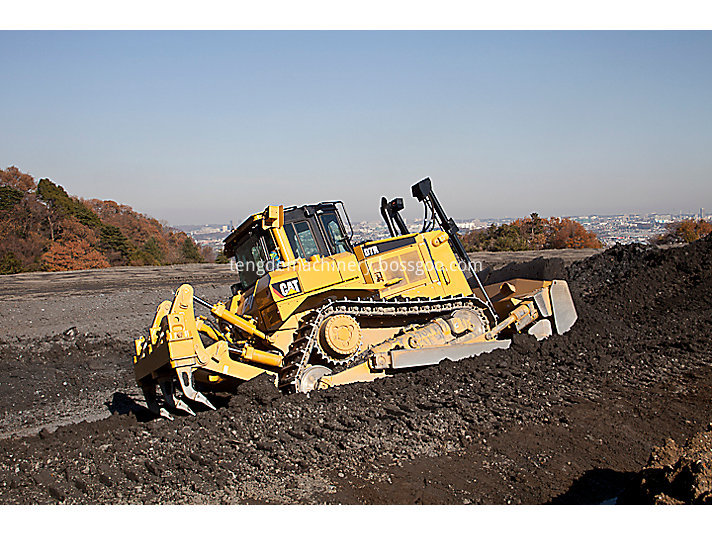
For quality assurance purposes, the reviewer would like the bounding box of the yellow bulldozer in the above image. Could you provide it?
[134,178,577,418]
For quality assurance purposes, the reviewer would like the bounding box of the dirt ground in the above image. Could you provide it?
[1,241,711,504]
[618,424,712,504]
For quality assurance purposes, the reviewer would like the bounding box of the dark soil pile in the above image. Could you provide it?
[0,235,711,504]
[619,425,712,504]
[0,330,133,411]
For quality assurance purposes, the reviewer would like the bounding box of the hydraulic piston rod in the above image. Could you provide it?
[193,295,270,342]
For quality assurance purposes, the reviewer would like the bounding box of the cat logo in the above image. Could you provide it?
[272,277,302,298]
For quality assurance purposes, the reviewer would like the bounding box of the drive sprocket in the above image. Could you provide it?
[316,313,362,364]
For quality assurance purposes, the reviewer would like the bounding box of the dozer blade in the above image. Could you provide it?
[550,279,577,334]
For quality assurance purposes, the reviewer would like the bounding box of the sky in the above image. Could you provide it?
[1,31,711,225]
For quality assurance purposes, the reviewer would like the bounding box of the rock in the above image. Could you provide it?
[144,461,161,477]
[48,484,65,501]
[62,327,78,339]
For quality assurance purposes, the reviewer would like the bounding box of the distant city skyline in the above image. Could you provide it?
[1,31,711,226]
[182,207,712,229]
[183,209,711,253]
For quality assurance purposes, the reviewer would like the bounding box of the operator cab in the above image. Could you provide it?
[224,202,353,291]
[282,202,353,259]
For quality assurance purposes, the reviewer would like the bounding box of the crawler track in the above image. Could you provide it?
[278,295,493,392]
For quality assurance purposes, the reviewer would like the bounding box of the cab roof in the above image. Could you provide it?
[223,202,344,249]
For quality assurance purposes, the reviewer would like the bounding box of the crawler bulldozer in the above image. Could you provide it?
[134,177,577,418]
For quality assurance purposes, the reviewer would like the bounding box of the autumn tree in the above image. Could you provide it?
[42,240,110,271]
[83,198,210,266]
[517,212,549,249]
[0,166,35,193]
[548,217,604,249]
[1,178,53,272]
[652,219,712,244]
[41,218,110,271]
[2,167,219,274]
[462,214,603,252]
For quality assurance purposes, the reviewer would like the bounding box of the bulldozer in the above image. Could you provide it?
[133,177,577,418]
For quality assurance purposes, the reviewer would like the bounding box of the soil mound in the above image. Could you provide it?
[619,425,712,504]
[1,235,711,503]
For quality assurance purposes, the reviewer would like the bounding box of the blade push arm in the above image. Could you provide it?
[193,295,270,343]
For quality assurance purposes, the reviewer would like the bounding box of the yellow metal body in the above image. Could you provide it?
[134,284,275,389]
[134,203,577,413]
[233,227,471,329]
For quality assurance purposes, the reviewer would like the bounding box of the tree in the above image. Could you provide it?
[181,237,205,263]
[42,239,110,271]
[0,186,24,211]
[652,219,712,244]
[37,178,102,228]
[100,224,131,258]
[518,212,548,249]
[548,217,603,249]
[462,215,603,252]
[461,223,529,252]
[0,187,53,272]
[136,237,165,265]
[2,167,213,274]
[0,252,22,275]
[40,217,109,271]
[0,166,35,192]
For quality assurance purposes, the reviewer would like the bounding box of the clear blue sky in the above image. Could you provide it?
[1,31,711,225]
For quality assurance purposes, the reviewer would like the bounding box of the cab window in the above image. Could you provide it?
[231,226,281,289]
[319,211,349,254]
[285,221,319,258]
[232,232,264,289]
[263,230,282,266]
[284,223,302,258]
